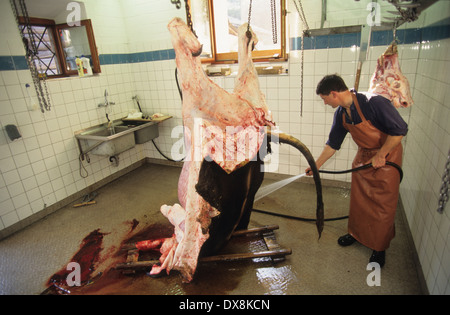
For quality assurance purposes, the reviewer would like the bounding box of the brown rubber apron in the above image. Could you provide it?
[342,93,402,251]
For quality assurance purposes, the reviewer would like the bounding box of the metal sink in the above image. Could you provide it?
[75,118,159,157]
[121,120,159,144]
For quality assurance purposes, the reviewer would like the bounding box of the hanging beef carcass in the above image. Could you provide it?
[368,42,413,108]
[146,18,324,283]
[147,18,273,282]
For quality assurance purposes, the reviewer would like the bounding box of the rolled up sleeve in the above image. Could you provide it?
[326,108,348,150]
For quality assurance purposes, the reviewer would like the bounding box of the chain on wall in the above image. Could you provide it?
[10,0,52,113]
[437,148,450,214]
[292,0,309,117]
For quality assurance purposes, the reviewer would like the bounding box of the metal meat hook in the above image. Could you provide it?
[246,30,255,51]
[192,45,203,57]
[171,0,181,9]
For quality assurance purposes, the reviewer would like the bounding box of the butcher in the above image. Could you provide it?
[306,74,408,267]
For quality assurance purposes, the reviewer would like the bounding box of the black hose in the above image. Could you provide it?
[152,68,186,163]
[175,68,183,100]
[152,139,184,162]
[253,208,349,222]
[318,161,403,182]
[253,161,403,222]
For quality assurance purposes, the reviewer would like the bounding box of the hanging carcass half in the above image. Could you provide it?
[149,18,274,282]
[368,42,413,108]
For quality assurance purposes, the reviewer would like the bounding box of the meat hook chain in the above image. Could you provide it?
[271,0,277,44]
[10,0,52,113]
[246,0,253,42]
[184,0,197,37]
[247,0,278,46]
[291,0,309,117]
[437,148,450,214]
[172,0,196,36]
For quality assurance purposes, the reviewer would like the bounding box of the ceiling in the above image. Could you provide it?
[23,0,85,22]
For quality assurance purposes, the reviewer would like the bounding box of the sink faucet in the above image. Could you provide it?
[98,89,115,108]
[98,89,116,130]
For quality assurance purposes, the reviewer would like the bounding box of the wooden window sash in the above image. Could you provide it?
[18,17,100,78]
[196,0,286,64]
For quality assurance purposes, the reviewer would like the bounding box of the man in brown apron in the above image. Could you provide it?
[306,74,408,267]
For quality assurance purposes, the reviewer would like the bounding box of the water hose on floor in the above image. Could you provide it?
[253,161,403,222]
[152,139,184,162]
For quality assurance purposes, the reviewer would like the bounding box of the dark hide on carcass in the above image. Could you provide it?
[196,158,264,257]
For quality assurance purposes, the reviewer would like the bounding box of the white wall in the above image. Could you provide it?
[398,2,450,295]
[0,0,148,232]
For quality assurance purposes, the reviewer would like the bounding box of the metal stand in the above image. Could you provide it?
[115,225,291,275]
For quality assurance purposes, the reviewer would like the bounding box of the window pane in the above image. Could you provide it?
[21,25,62,76]
[213,0,281,54]
[59,26,90,71]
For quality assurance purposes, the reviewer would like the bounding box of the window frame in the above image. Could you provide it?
[18,17,101,79]
[19,17,65,78]
[189,0,287,64]
[55,19,101,76]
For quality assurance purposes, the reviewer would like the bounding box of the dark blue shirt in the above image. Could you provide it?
[326,92,408,150]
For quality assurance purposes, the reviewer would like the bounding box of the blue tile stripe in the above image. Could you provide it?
[0,49,175,71]
[290,22,450,51]
[1,22,449,71]
[0,55,28,71]
[98,48,175,66]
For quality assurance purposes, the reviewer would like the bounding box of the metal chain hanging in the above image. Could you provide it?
[437,148,450,214]
[172,0,197,37]
[246,0,277,49]
[292,0,309,117]
[10,0,51,113]
[271,0,277,44]
[246,0,253,40]
[184,0,196,37]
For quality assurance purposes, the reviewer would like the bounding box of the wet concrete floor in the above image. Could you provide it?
[0,163,424,295]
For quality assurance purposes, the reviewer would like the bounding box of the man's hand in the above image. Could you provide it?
[371,135,403,169]
[371,153,386,169]
[305,144,337,176]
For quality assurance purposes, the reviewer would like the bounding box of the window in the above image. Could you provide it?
[188,0,286,63]
[19,17,62,77]
[19,17,100,78]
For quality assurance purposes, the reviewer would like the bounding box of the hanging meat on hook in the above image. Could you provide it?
[368,41,413,108]
[141,17,324,283]
[146,18,273,282]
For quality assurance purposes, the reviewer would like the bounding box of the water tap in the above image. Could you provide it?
[98,89,115,108]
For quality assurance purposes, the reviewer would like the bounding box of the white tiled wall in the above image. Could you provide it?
[0,0,148,231]
[0,0,449,294]
[400,36,450,295]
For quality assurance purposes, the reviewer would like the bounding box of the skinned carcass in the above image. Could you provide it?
[149,18,274,282]
[368,42,413,108]
[146,18,324,283]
